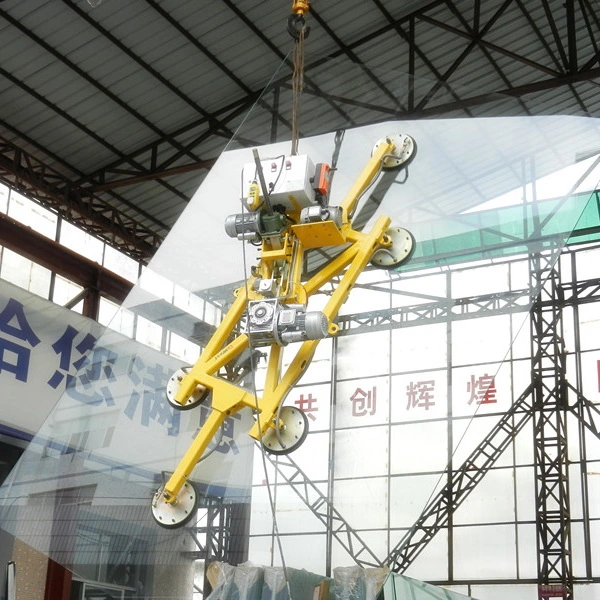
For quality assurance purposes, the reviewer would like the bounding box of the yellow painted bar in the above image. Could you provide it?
[339,139,395,216]
[163,408,226,501]
[207,377,256,413]
[165,377,257,500]
[203,334,249,376]
[201,287,249,358]
[246,345,284,439]
[248,339,318,440]
[303,244,359,296]
[261,234,292,261]
[264,345,283,395]
[321,216,390,321]
[289,239,305,301]
[249,218,390,440]
[173,287,249,405]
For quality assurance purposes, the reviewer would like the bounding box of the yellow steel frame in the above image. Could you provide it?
[160,139,397,503]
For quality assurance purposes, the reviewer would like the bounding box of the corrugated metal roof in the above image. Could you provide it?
[1,0,599,260]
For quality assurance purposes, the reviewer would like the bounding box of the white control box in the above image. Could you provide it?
[241,154,316,212]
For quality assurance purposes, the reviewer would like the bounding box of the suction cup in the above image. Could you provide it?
[261,406,309,455]
[372,133,416,168]
[151,481,198,529]
[371,227,415,269]
[166,367,210,411]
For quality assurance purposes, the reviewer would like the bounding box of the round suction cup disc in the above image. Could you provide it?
[151,482,198,529]
[261,406,309,456]
[371,227,416,269]
[372,133,416,168]
[166,367,209,411]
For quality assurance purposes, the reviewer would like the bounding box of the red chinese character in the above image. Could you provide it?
[467,373,497,405]
[350,386,377,417]
[406,380,435,410]
[294,393,318,421]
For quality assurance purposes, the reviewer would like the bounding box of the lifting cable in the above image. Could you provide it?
[288,0,310,155]
[233,5,312,595]
[239,5,313,582]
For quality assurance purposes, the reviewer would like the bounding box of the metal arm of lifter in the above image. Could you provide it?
[151,134,416,528]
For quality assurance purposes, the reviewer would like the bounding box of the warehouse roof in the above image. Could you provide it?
[1,0,599,260]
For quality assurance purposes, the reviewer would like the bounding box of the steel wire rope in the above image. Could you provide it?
[218,9,304,590]
[291,24,305,156]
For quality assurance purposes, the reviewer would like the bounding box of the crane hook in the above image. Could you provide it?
[287,12,310,40]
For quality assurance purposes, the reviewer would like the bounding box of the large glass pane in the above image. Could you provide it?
[2,54,600,599]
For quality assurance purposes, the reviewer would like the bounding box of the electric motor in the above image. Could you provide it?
[300,205,343,227]
[224,212,261,241]
[224,210,289,241]
[247,299,328,346]
[279,309,329,344]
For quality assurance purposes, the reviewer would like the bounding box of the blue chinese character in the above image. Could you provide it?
[48,325,116,406]
[0,298,41,382]
[124,356,180,436]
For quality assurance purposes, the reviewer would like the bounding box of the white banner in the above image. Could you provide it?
[0,279,253,496]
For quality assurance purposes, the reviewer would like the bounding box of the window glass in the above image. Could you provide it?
[390,271,447,308]
[103,244,140,283]
[336,330,389,378]
[203,301,221,327]
[173,285,207,321]
[138,268,173,302]
[135,315,163,351]
[168,331,200,363]
[0,248,51,298]
[98,298,135,338]
[60,220,104,263]
[575,246,600,281]
[7,191,57,240]
[0,183,8,213]
[454,524,517,579]
[453,261,509,297]
[52,275,84,313]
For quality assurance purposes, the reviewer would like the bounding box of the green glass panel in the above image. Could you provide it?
[385,573,474,599]
[401,192,600,271]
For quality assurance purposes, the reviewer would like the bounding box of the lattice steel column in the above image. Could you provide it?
[529,246,573,600]
[261,449,383,568]
[185,498,250,597]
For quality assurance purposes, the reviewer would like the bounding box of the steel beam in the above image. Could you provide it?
[87,160,216,193]
[0,212,132,305]
[261,449,383,569]
[568,383,600,440]
[0,7,204,168]
[334,271,600,337]
[0,137,162,261]
[336,288,531,335]
[60,0,238,141]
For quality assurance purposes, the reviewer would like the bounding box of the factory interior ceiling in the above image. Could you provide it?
[1,0,600,263]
